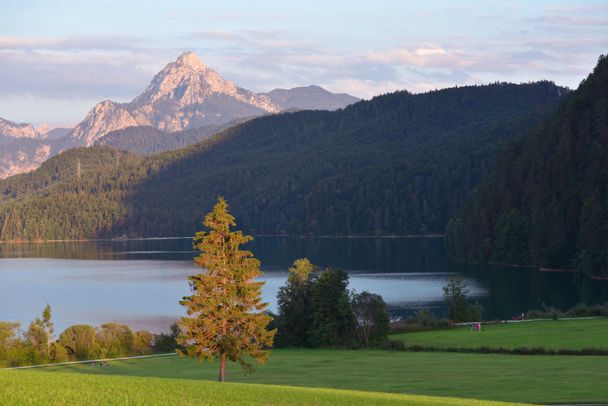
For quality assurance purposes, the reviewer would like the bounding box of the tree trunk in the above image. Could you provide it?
[219,352,227,382]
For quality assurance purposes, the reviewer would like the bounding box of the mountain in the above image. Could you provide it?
[0,117,39,140]
[0,52,358,177]
[94,117,249,155]
[0,138,54,178]
[446,56,608,278]
[0,81,566,241]
[0,118,53,176]
[264,85,359,111]
[42,127,72,140]
[68,52,280,146]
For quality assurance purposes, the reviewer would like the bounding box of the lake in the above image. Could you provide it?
[1,237,606,333]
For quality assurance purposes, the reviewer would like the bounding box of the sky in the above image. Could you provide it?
[1,0,607,126]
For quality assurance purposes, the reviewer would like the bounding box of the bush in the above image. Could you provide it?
[97,323,134,358]
[153,323,181,353]
[525,302,608,320]
[383,339,406,351]
[390,309,450,333]
[133,331,154,355]
[50,342,69,363]
[58,325,101,360]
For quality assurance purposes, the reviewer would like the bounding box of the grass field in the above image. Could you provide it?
[36,349,608,404]
[0,370,525,406]
[391,318,608,350]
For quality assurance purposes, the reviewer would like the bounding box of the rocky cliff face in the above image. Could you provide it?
[69,52,281,146]
[0,138,53,179]
[0,117,40,140]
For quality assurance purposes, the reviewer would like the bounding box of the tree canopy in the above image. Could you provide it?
[0,82,565,240]
[446,55,608,278]
[178,197,275,382]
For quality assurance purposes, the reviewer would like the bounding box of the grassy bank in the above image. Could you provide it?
[391,318,608,351]
[36,349,608,404]
[0,370,522,406]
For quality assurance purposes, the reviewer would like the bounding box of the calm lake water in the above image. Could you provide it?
[1,237,606,333]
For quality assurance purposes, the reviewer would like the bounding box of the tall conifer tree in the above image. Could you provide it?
[178,197,275,382]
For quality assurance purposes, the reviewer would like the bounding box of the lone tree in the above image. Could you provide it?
[351,291,389,347]
[178,197,275,382]
[442,275,469,322]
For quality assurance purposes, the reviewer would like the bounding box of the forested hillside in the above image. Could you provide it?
[94,117,250,155]
[446,56,608,277]
[0,82,566,240]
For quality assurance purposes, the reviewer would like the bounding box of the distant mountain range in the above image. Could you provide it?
[0,117,39,141]
[0,52,359,178]
[0,80,566,241]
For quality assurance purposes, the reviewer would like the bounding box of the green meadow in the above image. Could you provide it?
[391,318,608,350]
[32,348,608,404]
[0,369,525,406]
[3,320,607,404]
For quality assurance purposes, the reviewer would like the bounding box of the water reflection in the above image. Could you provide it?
[0,237,606,332]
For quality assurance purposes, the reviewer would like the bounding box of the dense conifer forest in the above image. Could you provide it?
[0,82,565,240]
[446,56,608,277]
[94,118,249,155]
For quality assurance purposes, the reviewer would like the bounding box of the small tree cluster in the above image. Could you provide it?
[275,258,389,348]
[442,276,484,322]
[0,305,172,368]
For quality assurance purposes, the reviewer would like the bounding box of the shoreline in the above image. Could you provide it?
[0,233,446,243]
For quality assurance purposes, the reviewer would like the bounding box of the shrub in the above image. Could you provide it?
[58,325,101,360]
[383,339,406,351]
[153,323,181,353]
[50,342,69,363]
[133,330,154,355]
[97,323,134,358]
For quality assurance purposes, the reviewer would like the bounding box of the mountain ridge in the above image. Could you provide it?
[446,55,608,277]
[0,52,359,178]
[0,117,40,140]
[0,81,566,241]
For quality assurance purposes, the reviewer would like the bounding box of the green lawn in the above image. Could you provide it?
[36,349,608,404]
[0,370,522,406]
[391,318,608,350]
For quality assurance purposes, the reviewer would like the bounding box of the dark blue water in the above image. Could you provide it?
[0,237,606,332]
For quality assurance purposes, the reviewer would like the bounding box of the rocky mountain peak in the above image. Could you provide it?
[0,117,40,139]
[175,51,207,71]
[132,52,244,107]
[61,52,357,149]
[2,52,359,178]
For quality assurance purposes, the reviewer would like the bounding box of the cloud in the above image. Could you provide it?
[0,36,181,99]
[1,3,606,125]
[188,31,246,43]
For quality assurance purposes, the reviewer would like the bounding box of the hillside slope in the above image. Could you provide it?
[446,55,608,277]
[0,82,565,240]
[0,370,519,406]
[94,117,251,155]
